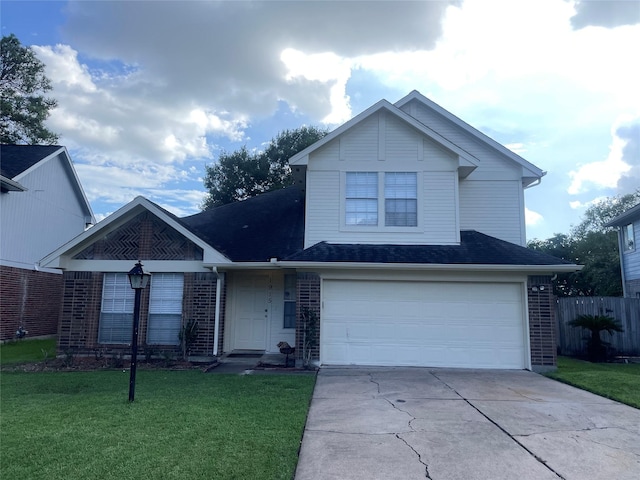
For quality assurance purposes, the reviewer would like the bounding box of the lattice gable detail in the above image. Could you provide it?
[73,212,204,260]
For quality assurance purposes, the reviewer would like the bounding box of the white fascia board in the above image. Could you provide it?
[56,259,217,273]
[395,91,544,179]
[275,261,583,273]
[288,99,480,169]
[0,175,27,191]
[40,196,231,269]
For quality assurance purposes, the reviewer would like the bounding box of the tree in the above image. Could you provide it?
[568,314,624,361]
[1,34,59,144]
[202,126,327,209]
[528,191,640,296]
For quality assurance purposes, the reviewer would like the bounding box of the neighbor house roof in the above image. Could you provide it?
[0,144,62,178]
[181,186,305,262]
[283,231,576,269]
[0,144,95,222]
[604,202,640,228]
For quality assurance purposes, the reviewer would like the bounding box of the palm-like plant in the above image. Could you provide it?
[568,314,624,362]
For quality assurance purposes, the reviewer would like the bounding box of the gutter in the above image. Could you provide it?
[220,260,583,273]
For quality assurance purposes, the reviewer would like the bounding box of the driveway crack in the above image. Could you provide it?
[430,371,567,480]
[396,433,433,479]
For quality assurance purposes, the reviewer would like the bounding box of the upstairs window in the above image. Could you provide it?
[385,173,417,227]
[147,273,184,345]
[623,223,635,252]
[346,172,378,225]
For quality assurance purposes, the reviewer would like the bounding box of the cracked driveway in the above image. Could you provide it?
[295,367,640,480]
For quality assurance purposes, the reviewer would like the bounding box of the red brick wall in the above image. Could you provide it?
[0,266,63,341]
[58,270,221,358]
[295,272,321,362]
[528,275,557,370]
[183,272,220,357]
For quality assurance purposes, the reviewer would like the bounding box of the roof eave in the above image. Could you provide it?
[273,261,583,273]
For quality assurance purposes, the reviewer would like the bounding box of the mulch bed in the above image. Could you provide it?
[2,356,211,373]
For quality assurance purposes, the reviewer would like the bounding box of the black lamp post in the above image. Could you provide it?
[127,261,151,402]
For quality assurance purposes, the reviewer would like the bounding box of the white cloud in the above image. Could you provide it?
[525,207,543,226]
[568,117,636,194]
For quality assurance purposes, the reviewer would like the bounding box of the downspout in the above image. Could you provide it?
[617,228,628,298]
[213,272,225,356]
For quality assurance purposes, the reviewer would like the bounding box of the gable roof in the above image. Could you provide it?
[181,186,305,262]
[288,99,480,173]
[395,90,544,184]
[604,202,640,227]
[39,196,231,269]
[0,144,95,222]
[0,144,62,178]
[283,231,579,272]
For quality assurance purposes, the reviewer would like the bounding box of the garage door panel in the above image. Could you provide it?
[322,280,526,369]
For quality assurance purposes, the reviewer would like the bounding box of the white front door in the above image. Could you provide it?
[232,274,269,350]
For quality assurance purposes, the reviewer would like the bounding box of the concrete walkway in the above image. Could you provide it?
[295,367,640,480]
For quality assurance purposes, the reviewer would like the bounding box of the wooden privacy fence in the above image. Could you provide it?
[556,297,640,356]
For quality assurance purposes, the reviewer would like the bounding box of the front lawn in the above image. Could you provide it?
[0,338,56,364]
[1,370,316,479]
[546,356,640,409]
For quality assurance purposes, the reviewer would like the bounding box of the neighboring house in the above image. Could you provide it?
[1,145,95,340]
[40,91,579,371]
[605,202,640,298]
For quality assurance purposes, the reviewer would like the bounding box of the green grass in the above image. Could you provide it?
[546,356,640,409]
[0,338,56,364]
[1,371,316,479]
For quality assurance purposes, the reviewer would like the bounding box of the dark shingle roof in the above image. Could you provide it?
[181,186,305,262]
[0,145,62,178]
[283,231,574,266]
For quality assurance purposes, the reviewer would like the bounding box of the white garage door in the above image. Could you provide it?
[322,280,526,369]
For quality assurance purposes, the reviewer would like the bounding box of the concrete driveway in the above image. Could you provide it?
[295,367,640,480]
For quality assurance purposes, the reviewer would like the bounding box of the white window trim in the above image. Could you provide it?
[340,170,422,233]
[623,223,635,252]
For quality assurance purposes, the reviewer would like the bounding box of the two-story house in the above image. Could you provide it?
[40,92,578,371]
[1,145,95,340]
[606,202,640,298]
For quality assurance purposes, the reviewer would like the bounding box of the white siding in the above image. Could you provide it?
[304,111,460,247]
[459,180,525,245]
[399,100,523,179]
[0,153,88,269]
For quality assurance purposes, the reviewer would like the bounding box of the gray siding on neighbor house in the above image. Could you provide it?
[621,218,640,281]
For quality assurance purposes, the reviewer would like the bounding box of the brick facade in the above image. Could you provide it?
[0,265,63,341]
[527,275,556,371]
[295,272,321,363]
[58,270,221,358]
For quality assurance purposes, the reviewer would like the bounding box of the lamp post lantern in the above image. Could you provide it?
[127,261,151,402]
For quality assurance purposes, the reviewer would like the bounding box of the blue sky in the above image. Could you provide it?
[2,0,639,240]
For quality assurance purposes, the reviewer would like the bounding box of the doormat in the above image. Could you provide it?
[226,353,263,358]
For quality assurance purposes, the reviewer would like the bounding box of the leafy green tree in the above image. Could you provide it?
[568,314,624,361]
[528,191,640,296]
[1,34,59,144]
[202,126,327,209]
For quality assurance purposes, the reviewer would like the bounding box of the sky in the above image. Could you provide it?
[2,0,639,241]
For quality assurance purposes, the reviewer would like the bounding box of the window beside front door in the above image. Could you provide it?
[99,273,134,344]
[623,223,635,252]
[283,274,297,329]
[147,273,184,345]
